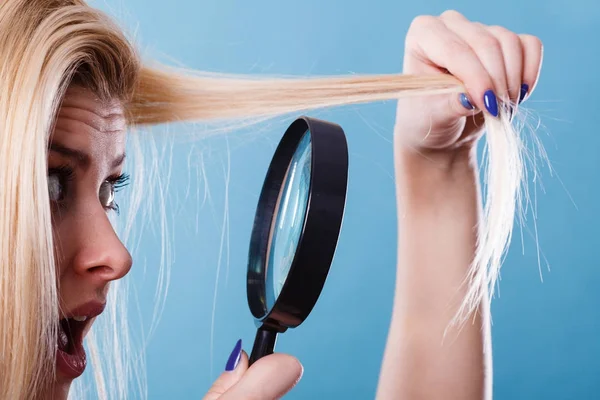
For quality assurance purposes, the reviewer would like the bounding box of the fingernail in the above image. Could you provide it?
[483,90,498,117]
[225,339,242,371]
[518,83,529,104]
[459,93,475,110]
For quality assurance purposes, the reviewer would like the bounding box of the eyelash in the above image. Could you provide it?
[105,173,131,214]
[109,173,131,190]
[48,165,131,214]
[48,165,75,183]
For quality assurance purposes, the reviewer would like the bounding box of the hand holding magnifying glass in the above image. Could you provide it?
[246,116,349,365]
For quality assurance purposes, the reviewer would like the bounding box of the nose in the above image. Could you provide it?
[70,210,133,283]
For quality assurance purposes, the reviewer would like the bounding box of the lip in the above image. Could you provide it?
[56,300,106,379]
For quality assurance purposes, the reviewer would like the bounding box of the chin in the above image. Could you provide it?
[51,381,72,400]
[35,379,71,400]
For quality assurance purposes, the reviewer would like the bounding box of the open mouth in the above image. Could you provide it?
[55,301,105,379]
[58,317,87,354]
[56,317,88,378]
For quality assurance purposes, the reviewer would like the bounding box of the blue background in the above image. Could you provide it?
[90,0,598,398]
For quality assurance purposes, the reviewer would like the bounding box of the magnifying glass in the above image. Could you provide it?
[246,116,349,366]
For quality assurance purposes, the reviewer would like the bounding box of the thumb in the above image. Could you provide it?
[218,353,303,400]
[203,340,249,400]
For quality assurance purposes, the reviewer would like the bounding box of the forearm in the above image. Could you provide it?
[376,147,492,400]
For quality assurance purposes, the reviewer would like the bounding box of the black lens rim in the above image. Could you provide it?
[246,116,349,331]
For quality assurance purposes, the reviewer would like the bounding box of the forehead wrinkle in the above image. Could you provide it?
[56,107,126,134]
[55,116,124,136]
[59,99,124,118]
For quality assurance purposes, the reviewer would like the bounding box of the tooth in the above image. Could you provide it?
[72,316,87,322]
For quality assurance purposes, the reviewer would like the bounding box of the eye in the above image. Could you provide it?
[101,173,130,214]
[99,181,115,208]
[47,166,74,204]
[48,174,64,202]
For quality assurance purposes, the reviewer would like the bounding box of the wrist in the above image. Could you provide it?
[394,145,480,209]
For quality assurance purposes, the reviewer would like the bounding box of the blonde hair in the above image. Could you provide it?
[0,0,526,399]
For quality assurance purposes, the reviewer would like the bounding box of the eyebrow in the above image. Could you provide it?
[49,143,126,169]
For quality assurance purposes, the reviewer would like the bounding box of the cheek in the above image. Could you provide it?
[51,213,74,277]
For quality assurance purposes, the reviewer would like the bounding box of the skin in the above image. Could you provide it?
[376,11,543,400]
[47,10,543,400]
[49,85,132,399]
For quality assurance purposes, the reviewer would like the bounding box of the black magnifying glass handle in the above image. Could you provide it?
[248,326,278,366]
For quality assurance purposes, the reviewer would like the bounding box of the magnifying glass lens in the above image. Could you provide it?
[267,130,312,298]
[247,117,348,366]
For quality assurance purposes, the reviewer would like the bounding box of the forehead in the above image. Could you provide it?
[51,86,127,159]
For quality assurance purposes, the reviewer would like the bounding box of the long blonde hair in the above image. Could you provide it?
[0,0,525,399]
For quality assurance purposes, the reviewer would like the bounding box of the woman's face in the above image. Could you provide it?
[48,85,132,394]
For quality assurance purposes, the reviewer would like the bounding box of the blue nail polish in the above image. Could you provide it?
[483,90,498,117]
[459,93,475,110]
[225,339,242,371]
[519,83,529,104]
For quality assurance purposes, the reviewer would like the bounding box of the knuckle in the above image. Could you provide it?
[440,9,465,19]
[488,25,510,35]
[475,34,502,53]
[443,39,471,58]
[409,15,438,31]
[520,34,544,51]
[490,26,521,48]
[406,15,438,46]
[506,32,522,49]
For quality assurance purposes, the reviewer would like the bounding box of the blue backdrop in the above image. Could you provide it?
[90,0,599,398]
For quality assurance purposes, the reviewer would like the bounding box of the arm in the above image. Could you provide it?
[376,10,543,400]
[377,146,491,400]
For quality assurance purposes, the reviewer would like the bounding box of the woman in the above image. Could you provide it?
[0,1,542,399]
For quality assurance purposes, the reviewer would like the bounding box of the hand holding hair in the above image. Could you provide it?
[376,10,543,400]
[396,10,543,152]
[388,10,544,329]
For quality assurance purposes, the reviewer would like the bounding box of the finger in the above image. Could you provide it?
[218,353,303,400]
[486,25,524,104]
[518,34,544,103]
[406,15,496,117]
[439,11,509,111]
[203,343,249,400]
